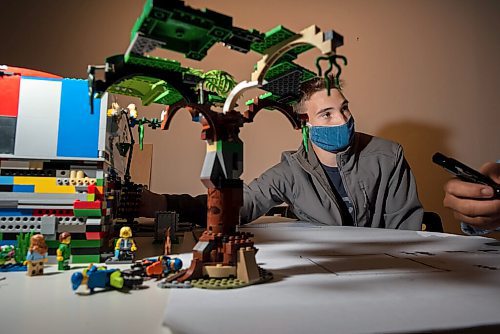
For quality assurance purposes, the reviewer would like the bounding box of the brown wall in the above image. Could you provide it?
[1,0,498,234]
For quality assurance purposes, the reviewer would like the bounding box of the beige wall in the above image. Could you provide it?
[1,0,498,234]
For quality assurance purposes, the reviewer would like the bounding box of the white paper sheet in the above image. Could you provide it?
[163,224,500,334]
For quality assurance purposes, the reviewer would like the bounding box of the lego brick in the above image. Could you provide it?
[0,192,80,200]
[17,205,74,210]
[0,200,18,208]
[15,77,62,157]
[0,176,14,185]
[0,74,20,117]
[13,176,76,194]
[97,93,108,153]
[71,254,101,264]
[73,200,102,209]
[1,168,56,177]
[45,239,104,249]
[87,193,95,201]
[56,170,70,178]
[73,208,103,217]
[0,116,17,154]
[85,232,108,240]
[29,161,44,169]
[57,221,86,233]
[85,224,109,232]
[85,218,104,226]
[33,208,73,216]
[0,185,13,192]
[0,160,30,169]
[71,247,102,255]
[71,239,104,248]
[96,179,104,186]
[40,215,56,235]
[12,185,35,192]
[57,79,102,158]
[0,209,32,216]
[0,216,42,233]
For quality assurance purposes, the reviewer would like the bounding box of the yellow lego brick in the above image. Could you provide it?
[13,176,76,194]
[87,193,96,201]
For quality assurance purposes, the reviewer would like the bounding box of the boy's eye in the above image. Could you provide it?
[321,112,331,118]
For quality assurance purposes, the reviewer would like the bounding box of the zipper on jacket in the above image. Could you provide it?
[359,181,371,225]
[337,157,358,226]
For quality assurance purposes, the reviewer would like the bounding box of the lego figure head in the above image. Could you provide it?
[119,226,133,239]
[295,76,354,153]
[59,232,71,244]
[29,234,48,256]
[164,256,183,272]
[127,104,138,119]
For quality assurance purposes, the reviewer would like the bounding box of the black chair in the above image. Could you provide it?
[422,211,444,232]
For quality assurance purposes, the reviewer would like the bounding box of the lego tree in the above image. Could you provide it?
[89,0,346,288]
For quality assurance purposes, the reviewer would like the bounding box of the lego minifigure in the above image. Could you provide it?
[57,232,71,270]
[24,234,48,276]
[71,264,143,293]
[113,226,137,262]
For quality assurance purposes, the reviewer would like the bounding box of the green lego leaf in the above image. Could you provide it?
[201,70,236,97]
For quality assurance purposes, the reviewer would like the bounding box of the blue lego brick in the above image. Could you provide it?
[0,176,14,185]
[56,79,102,158]
[0,240,17,246]
[13,184,35,192]
[0,209,33,216]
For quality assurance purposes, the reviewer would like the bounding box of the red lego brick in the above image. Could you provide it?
[85,232,108,240]
[33,209,74,216]
[74,200,102,209]
[0,75,20,117]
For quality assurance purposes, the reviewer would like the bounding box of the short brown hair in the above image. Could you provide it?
[294,75,344,114]
[59,232,71,242]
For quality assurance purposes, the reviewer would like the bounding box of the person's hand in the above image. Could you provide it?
[137,188,167,218]
[443,162,500,230]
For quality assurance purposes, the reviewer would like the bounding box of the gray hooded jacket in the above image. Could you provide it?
[240,132,423,230]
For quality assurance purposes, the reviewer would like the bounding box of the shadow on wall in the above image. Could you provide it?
[375,121,461,235]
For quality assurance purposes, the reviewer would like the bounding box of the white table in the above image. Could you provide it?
[164,223,500,334]
[1,223,500,334]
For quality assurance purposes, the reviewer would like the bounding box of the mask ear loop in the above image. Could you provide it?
[299,113,310,153]
[301,122,309,153]
[315,55,348,95]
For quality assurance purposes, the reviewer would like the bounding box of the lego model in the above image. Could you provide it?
[88,0,346,289]
[56,232,71,270]
[24,234,48,276]
[0,65,152,264]
[71,264,144,293]
[106,226,137,263]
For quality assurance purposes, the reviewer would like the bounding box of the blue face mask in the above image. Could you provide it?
[308,116,355,153]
